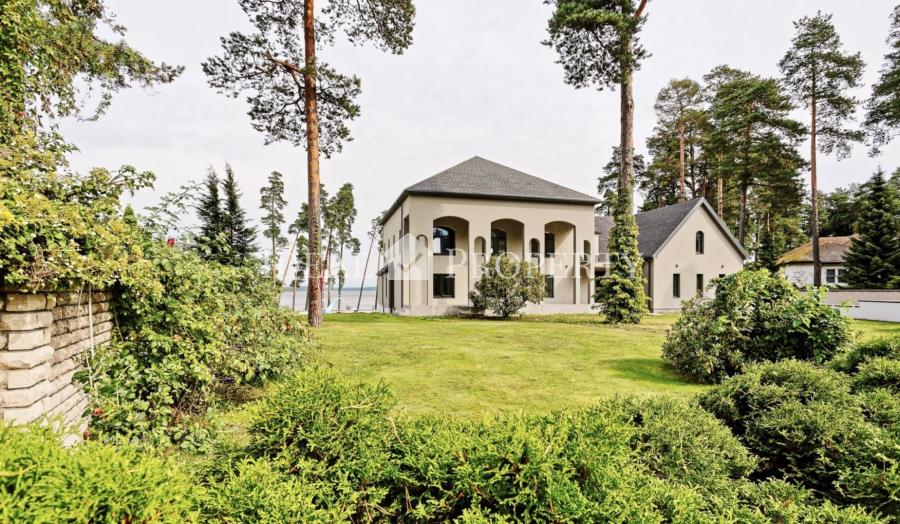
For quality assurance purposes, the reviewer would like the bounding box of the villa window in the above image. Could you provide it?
[826,268,841,285]
[491,228,507,256]
[433,226,455,255]
[545,275,554,298]
[433,274,455,298]
[695,231,705,254]
[530,238,540,260]
[696,274,704,295]
[673,273,681,298]
[544,232,555,257]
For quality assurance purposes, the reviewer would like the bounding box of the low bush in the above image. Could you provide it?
[698,360,900,519]
[851,357,900,394]
[84,239,308,447]
[663,269,852,383]
[830,337,900,374]
[0,423,199,522]
[736,480,888,524]
[469,255,545,318]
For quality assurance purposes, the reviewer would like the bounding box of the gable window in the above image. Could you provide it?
[491,228,507,256]
[673,273,681,298]
[545,275,554,298]
[433,274,455,298]
[696,274,704,295]
[544,232,556,257]
[433,227,455,255]
[695,231,705,254]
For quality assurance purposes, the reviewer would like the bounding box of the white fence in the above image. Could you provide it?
[826,290,900,323]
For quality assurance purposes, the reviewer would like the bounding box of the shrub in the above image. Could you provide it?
[698,360,900,518]
[470,255,545,318]
[736,480,889,524]
[0,423,198,522]
[248,368,396,521]
[851,357,900,394]
[830,337,900,374]
[663,269,852,383]
[84,239,308,447]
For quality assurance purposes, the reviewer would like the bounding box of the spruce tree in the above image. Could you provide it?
[260,171,288,280]
[220,164,257,265]
[780,11,865,286]
[865,5,900,155]
[197,167,226,262]
[545,0,651,323]
[844,169,900,288]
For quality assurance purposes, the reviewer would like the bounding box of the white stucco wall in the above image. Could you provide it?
[782,263,846,288]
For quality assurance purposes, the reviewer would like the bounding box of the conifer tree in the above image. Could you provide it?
[653,78,704,201]
[866,5,900,155]
[220,164,257,265]
[197,168,226,262]
[330,183,359,310]
[260,171,288,281]
[204,0,415,328]
[844,169,900,288]
[287,204,310,311]
[598,147,646,215]
[780,11,865,286]
[545,0,651,323]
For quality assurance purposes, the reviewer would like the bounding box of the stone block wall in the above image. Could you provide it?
[0,291,113,436]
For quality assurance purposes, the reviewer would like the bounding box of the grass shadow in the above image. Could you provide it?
[608,358,692,387]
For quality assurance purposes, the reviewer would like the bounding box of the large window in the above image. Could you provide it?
[433,226,455,255]
[433,274,455,298]
[544,232,555,257]
[673,273,681,298]
[491,228,507,256]
[696,274,704,295]
[826,268,842,285]
[695,231,705,254]
[545,275,554,298]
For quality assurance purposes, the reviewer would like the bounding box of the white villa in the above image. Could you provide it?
[375,157,747,315]
[777,236,855,287]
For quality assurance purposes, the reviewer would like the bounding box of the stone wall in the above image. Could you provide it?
[0,291,113,439]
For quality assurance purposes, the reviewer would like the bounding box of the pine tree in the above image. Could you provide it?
[866,5,900,155]
[197,167,226,262]
[780,11,865,286]
[260,171,288,281]
[652,78,704,201]
[545,0,651,324]
[329,183,359,310]
[220,164,257,265]
[598,147,646,215]
[844,169,900,288]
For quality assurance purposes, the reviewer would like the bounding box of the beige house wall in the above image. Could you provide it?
[649,207,745,312]
[378,195,596,315]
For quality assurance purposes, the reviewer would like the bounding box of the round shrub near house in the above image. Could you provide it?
[662,269,852,383]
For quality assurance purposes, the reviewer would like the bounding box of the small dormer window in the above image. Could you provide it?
[695,231,704,254]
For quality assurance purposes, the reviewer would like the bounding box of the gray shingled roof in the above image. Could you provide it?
[776,236,857,265]
[384,157,599,220]
[595,198,748,259]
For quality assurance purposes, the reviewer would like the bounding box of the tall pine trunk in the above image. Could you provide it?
[738,184,748,245]
[678,117,686,201]
[303,0,323,327]
[717,176,724,217]
[810,86,822,287]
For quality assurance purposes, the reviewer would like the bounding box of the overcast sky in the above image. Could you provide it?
[60,0,899,282]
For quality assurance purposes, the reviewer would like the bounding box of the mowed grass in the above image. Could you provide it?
[315,314,900,418]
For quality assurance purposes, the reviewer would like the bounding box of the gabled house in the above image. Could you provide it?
[777,236,855,287]
[595,198,748,312]
[376,157,747,316]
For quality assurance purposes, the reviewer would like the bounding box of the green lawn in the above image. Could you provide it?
[314,314,899,418]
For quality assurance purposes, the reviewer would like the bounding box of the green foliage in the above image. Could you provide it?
[599,148,647,215]
[830,337,900,374]
[0,0,181,143]
[851,357,900,394]
[0,165,154,289]
[196,167,228,262]
[737,480,889,524]
[844,169,900,288]
[0,423,199,522]
[699,360,900,518]
[662,270,852,383]
[220,164,258,266]
[470,255,546,318]
[594,196,647,324]
[260,170,288,278]
[865,4,900,155]
[85,239,308,446]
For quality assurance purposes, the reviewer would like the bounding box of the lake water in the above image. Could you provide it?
[279,287,377,313]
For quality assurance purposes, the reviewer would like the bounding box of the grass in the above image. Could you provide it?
[314,313,900,418]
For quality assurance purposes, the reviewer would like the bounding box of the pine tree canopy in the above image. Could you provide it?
[844,169,900,288]
[865,5,900,155]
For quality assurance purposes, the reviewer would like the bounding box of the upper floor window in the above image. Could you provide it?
[433,227,455,255]
[491,228,507,256]
[544,232,556,257]
[530,238,541,260]
[695,231,705,254]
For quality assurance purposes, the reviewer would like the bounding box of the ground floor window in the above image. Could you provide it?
[545,275,554,298]
[826,267,842,285]
[673,273,681,298]
[433,274,455,298]
[696,274,704,295]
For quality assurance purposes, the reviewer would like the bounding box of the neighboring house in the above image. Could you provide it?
[375,157,747,316]
[595,198,748,312]
[776,236,855,287]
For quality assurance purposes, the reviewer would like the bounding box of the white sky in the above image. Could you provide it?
[60,0,900,283]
